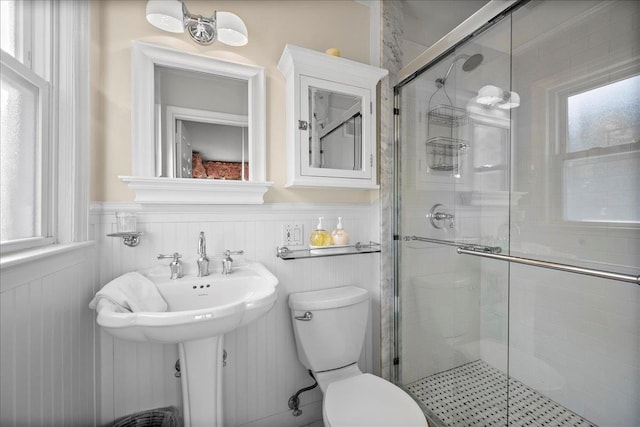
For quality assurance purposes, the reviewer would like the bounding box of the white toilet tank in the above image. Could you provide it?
[289,286,369,373]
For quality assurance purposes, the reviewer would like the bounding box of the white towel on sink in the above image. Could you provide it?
[89,272,168,313]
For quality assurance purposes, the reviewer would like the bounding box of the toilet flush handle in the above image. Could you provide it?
[294,311,313,321]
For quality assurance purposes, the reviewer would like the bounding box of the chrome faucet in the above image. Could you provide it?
[222,250,244,275]
[157,252,183,279]
[197,231,210,277]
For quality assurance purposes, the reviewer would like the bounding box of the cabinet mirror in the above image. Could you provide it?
[124,41,270,204]
[300,78,371,181]
[307,86,363,172]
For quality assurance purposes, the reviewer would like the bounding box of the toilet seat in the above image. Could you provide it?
[323,373,427,427]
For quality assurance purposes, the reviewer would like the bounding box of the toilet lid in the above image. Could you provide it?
[323,374,427,427]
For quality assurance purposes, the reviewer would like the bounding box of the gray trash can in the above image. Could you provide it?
[111,406,179,427]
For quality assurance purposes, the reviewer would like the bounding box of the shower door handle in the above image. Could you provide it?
[294,311,313,321]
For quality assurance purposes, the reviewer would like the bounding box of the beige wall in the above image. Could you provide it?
[91,0,375,203]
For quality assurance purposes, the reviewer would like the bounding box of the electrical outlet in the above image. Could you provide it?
[283,223,304,246]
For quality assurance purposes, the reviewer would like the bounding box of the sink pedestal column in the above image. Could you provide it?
[179,336,224,427]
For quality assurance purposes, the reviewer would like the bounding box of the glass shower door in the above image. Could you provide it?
[395,13,514,426]
[395,1,639,426]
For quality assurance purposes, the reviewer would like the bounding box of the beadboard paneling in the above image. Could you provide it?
[0,244,97,426]
[91,203,380,427]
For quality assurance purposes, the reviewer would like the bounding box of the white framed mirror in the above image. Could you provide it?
[122,41,271,204]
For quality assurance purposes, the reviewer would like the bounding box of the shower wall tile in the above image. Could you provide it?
[508,264,639,426]
[400,266,482,384]
[90,203,379,427]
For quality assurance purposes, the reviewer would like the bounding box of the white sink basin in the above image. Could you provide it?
[96,261,278,343]
[95,260,278,427]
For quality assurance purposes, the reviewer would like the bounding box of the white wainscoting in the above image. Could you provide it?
[0,242,97,426]
[91,202,380,426]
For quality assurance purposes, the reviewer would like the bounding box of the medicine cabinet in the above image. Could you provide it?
[278,44,388,189]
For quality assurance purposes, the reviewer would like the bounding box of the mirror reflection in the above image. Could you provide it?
[176,120,248,180]
[308,87,362,171]
[155,65,249,180]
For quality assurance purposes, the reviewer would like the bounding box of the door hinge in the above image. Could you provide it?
[370,153,373,167]
[298,120,308,130]
[393,357,399,366]
[370,102,373,114]
[393,234,400,240]
[393,107,400,115]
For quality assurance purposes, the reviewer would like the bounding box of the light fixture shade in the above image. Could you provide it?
[497,91,520,109]
[146,0,184,33]
[216,11,248,46]
[476,85,505,106]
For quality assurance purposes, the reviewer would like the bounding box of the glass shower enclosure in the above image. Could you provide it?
[393,1,639,426]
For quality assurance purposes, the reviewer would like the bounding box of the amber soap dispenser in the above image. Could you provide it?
[310,217,331,247]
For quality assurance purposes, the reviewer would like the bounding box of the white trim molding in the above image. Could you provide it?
[56,0,91,243]
[0,241,94,292]
[119,176,272,205]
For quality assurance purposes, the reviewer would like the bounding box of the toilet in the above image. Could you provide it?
[289,286,428,427]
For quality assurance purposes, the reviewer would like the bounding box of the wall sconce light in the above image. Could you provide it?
[146,0,248,46]
[476,85,520,109]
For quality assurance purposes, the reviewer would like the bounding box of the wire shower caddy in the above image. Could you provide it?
[426,92,469,175]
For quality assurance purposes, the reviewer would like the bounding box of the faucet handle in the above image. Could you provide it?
[221,250,243,275]
[222,250,244,258]
[158,252,182,262]
[157,253,183,279]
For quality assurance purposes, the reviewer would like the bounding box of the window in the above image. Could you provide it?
[1,0,90,254]
[559,74,640,224]
[1,1,53,252]
[1,51,52,247]
[0,0,30,64]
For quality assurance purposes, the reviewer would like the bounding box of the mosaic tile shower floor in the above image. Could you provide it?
[406,360,597,427]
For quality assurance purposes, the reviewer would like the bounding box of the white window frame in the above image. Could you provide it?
[0,0,90,256]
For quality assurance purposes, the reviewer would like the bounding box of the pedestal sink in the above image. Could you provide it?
[95,261,279,427]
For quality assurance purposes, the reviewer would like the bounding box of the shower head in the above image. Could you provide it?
[435,53,484,88]
[462,53,483,72]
